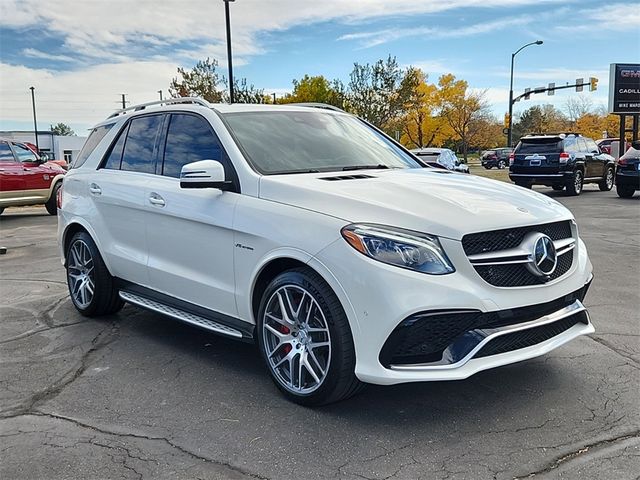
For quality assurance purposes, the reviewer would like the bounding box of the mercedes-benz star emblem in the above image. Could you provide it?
[530,234,557,277]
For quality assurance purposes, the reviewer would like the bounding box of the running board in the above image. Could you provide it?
[119,291,243,339]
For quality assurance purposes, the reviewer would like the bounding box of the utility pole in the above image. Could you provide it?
[272,92,277,104]
[158,90,163,101]
[121,93,128,109]
[29,86,39,152]
[223,0,235,104]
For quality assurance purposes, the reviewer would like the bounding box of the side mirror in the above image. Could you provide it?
[39,152,50,162]
[180,160,231,190]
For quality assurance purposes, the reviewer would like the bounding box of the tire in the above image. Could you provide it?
[484,165,492,170]
[599,167,614,191]
[552,185,564,191]
[515,181,532,189]
[617,185,636,198]
[257,267,363,406]
[497,160,506,169]
[66,231,123,317]
[566,170,584,196]
[45,182,61,215]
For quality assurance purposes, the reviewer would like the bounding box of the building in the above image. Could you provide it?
[0,130,87,163]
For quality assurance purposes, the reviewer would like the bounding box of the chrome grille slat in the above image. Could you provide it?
[119,291,243,338]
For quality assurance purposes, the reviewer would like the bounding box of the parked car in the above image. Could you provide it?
[411,147,469,173]
[58,99,594,405]
[23,142,68,170]
[616,140,640,198]
[0,138,66,215]
[509,133,615,195]
[481,148,512,169]
[595,138,629,157]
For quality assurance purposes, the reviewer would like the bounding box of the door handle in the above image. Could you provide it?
[148,192,165,207]
[89,183,102,195]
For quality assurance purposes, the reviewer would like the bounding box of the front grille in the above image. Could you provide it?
[474,250,573,287]
[475,311,587,358]
[462,221,574,287]
[380,283,590,367]
[462,221,572,256]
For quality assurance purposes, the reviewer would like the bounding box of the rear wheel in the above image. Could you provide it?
[599,167,614,191]
[45,182,61,215]
[617,185,636,198]
[484,165,492,170]
[566,170,583,196]
[66,231,123,317]
[257,268,363,406]
[497,160,506,169]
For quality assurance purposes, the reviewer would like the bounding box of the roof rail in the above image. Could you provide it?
[288,102,346,113]
[107,97,211,119]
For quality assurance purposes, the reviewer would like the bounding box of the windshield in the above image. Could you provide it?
[223,111,421,174]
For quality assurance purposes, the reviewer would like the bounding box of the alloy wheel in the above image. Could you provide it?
[67,240,95,309]
[574,171,583,194]
[262,285,331,394]
[606,169,614,189]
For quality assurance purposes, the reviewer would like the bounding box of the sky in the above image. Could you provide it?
[1,0,638,135]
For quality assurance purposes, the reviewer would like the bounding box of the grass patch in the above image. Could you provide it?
[469,164,511,182]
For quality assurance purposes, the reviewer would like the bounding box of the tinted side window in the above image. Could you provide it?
[0,142,15,161]
[563,138,577,153]
[103,123,129,170]
[14,144,38,162]
[585,139,599,153]
[121,115,162,174]
[162,114,221,178]
[575,138,587,152]
[73,123,113,168]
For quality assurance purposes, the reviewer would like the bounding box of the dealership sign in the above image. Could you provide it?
[608,63,640,114]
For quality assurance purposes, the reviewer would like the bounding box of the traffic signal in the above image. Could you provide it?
[589,77,598,91]
[504,113,510,128]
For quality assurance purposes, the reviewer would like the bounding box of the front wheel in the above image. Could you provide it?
[257,268,363,406]
[617,185,636,198]
[566,170,584,196]
[599,167,614,191]
[66,231,123,317]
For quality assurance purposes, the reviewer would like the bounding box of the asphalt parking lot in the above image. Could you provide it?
[1,185,639,480]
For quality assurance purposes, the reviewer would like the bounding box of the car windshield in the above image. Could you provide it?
[223,111,421,174]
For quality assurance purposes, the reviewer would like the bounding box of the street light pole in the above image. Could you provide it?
[508,40,543,147]
[223,0,236,104]
[29,86,39,152]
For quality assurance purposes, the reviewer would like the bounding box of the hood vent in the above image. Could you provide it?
[320,174,376,181]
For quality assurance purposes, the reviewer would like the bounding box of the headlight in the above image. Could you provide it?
[341,224,455,275]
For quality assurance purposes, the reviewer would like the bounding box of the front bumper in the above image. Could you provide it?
[310,234,593,385]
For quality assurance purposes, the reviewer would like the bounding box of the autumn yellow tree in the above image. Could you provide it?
[398,68,450,148]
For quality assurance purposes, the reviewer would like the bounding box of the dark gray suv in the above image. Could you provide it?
[509,134,616,196]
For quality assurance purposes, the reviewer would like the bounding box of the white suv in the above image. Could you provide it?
[58,99,594,405]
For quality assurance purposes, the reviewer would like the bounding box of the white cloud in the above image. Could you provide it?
[22,48,75,63]
[0,61,178,132]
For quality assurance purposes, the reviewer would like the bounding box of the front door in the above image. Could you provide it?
[0,141,25,198]
[144,112,239,317]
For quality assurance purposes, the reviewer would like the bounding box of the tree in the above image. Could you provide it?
[512,105,569,141]
[346,55,412,130]
[438,74,490,161]
[50,123,75,136]
[564,96,594,124]
[227,78,267,104]
[169,57,224,103]
[280,75,344,107]
[397,68,449,148]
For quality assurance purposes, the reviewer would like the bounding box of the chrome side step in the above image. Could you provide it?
[119,291,243,339]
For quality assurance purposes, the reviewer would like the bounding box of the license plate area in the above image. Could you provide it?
[525,154,546,167]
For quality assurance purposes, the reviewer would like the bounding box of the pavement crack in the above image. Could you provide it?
[3,412,269,480]
[588,335,640,369]
[513,430,640,478]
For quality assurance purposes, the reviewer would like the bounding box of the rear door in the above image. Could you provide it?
[0,141,25,196]
[91,114,163,286]
[584,137,606,178]
[144,112,239,317]
[511,137,562,174]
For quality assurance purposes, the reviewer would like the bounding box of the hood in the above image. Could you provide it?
[259,168,572,240]
[44,161,67,173]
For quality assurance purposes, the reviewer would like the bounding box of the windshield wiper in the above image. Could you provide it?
[341,164,389,171]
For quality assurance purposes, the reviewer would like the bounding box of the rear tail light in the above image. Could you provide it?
[56,183,63,209]
[559,152,570,164]
[508,153,515,166]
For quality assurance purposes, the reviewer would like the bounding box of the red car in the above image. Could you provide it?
[23,142,68,170]
[0,139,66,215]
